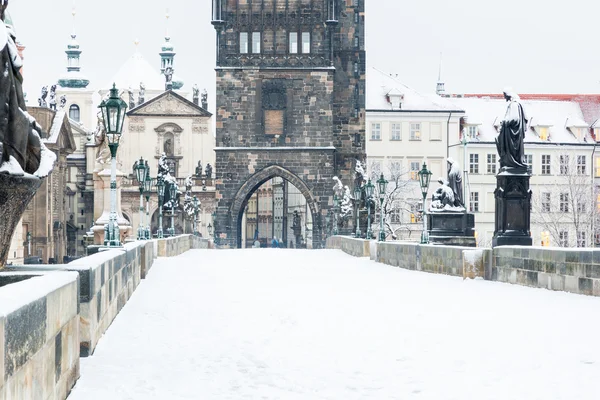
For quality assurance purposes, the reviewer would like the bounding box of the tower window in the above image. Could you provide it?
[354,36,359,48]
[69,104,80,122]
[289,32,298,54]
[252,32,261,54]
[262,81,287,136]
[302,32,310,53]
[240,32,249,54]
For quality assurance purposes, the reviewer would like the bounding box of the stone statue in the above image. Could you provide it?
[59,95,67,109]
[292,210,302,245]
[164,138,173,156]
[496,87,527,170]
[157,153,170,178]
[164,66,173,90]
[93,111,110,169]
[184,174,193,195]
[332,176,344,199]
[201,88,208,109]
[205,163,213,179]
[447,158,463,208]
[195,160,202,178]
[38,86,48,107]
[192,84,200,105]
[138,82,146,105]
[340,185,353,220]
[128,87,135,110]
[430,179,456,210]
[48,85,57,111]
[354,159,366,188]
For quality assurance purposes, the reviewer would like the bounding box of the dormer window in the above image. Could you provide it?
[386,89,404,110]
[538,126,549,141]
[566,117,589,141]
[467,125,478,140]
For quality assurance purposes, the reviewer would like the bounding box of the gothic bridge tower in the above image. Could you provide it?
[212,0,365,248]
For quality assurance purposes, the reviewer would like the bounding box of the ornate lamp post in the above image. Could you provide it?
[364,179,374,239]
[377,173,388,242]
[332,194,339,236]
[156,177,165,239]
[134,157,149,240]
[193,196,200,236]
[353,185,362,238]
[418,162,433,244]
[143,172,152,239]
[99,84,128,247]
[169,183,177,237]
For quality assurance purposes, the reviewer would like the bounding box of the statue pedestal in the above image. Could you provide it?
[427,212,476,247]
[91,168,132,245]
[492,170,532,247]
[0,173,41,268]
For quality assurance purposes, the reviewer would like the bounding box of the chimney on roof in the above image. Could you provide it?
[436,52,445,96]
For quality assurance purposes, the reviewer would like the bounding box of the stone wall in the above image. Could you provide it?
[376,242,470,277]
[0,272,80,399]
[493,247,600,296]
[156,234,211,258]
[326,236,370,258]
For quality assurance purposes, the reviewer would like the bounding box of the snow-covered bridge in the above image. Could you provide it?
[68,249,600,399]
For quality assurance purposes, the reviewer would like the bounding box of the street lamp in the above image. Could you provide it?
[377,173,388,242]
[207,222,213,237]
[364,179,374,239]
[156,177,165,239]
[332,194,339,235]
[99,83,127,247]
[193,196,200,236]
[143,172,152,239]
[169,182,177,237]
[418,162,433,244]
[353,185,362,238]
[134,157,149,240]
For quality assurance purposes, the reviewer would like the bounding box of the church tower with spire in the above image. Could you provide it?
[436,52,445,96]
[57,3,95,128]
[159,10,183,90]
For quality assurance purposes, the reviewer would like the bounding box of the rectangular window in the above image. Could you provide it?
[354,36,359,48]
[487,154,496,174]
[468,126,478,139]
[559,231,569,247]
[539,127,548,141]
[391,201,402,223]
[560,193,569,212]
[542,192,551,212]
[370,123,381,140]
[596,157,600,177]
[264,110,284,136]
[470,192,479,212]
[524,154,533,174]
[240,32,249,54]
[410,123,421,140]
[577,155,586,175]
[391,123,401,141]
[410,203,421,223]
[577,231,586,248]
[302,32,310,53]
[560,155,569,175]
[469,154,479,174]
[577,200,586,213]
[542,155,551,175]
[289,32,298,54]
[410,161,420,180]
[252,32,261,53]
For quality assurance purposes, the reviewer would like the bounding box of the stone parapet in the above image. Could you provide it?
[326,236,370,258]
[0,271,80,399]
[156,235,212,257]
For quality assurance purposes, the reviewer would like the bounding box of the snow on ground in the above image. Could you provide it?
[68,249,600,400]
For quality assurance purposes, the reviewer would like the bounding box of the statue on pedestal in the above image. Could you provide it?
[48,85,57,111]
[38,86,48,107]
[93,111,110,170]
[192,85,200,106]
[138,82,146,106]
[195,160,202,178]
[128,87,135,110]
[496,88,528,171]
[430,158,464,212]
[204,163,213,179]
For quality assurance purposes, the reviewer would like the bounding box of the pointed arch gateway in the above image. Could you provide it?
[230,165,321,249]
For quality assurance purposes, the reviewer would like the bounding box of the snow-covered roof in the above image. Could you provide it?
[367,67,463,112]
[109,51,164,91]
[592,119,600,129]
[44,109,67,145]
[449,97,593,144]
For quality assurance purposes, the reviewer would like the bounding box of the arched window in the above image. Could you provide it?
[69,104,80,122]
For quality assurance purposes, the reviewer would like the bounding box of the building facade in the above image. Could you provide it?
[211,0,366,248]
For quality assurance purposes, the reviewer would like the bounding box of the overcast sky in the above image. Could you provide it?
[10,0,600,114]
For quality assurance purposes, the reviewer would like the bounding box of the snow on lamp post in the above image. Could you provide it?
[143,172,152,239]
[169,183,177,237]
[156,177,165,239]
[99,83,127,247]
[418,162,432,244]
[364,179,374,239]
[377,173,388,242]
[354,185,362,238]
[134,157,149,240]
[332,194,339,236]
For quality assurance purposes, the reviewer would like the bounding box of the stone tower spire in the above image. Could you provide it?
[58,1,89,89]
[159,9,183,90]
[436,52,445,96]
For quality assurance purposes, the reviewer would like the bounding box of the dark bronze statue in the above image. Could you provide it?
[496,88,527,170]
[204,163,213,179]
[0,1,51,176]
